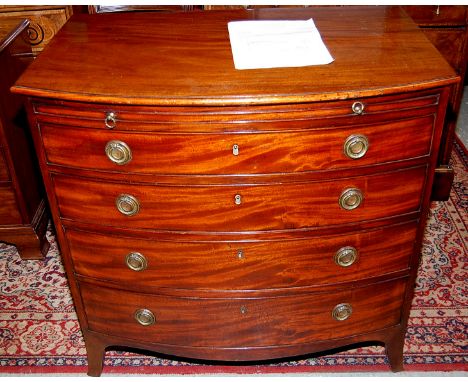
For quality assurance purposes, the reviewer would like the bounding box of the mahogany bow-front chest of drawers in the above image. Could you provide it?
[12,7,458,376]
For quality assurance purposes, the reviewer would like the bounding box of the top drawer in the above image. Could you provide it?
[33,91,440,131]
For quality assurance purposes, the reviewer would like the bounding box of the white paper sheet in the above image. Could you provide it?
[227,19,334,70]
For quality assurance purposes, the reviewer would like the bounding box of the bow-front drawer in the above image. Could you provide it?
[39,115,434,175]
[68,222,416,291]
[33,90,440,130]
[80,277,406,349]
[52,166,426,232]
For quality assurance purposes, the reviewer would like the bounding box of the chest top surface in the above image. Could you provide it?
[12,6,458,105]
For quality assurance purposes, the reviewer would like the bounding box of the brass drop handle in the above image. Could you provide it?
[105,140,132,165]
[105,112,117,129]
[116,194,140,216]
[339,188,363,210]
[344,134,369,159]
[134,308,156,326]
[332,303,352,321]
[125,252,147,271]
[334,246,358,267]
[351,101,365,115]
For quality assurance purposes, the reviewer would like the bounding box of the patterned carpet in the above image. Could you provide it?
[0,143,466,374]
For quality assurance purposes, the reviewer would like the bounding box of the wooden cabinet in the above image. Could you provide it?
[401,6,468,200]
[204,5,468,200]
[87,5,198,14]
[0,20,49,259]
[0,5,72,56]
[12,7,458,376]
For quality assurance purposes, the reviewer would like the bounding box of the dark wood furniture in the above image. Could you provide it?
[0,6,73,57]
[12,7,458,376]
[402,5,468,200]
[87,5,199,14]
[203,5,468,200]
[0,19,49,259]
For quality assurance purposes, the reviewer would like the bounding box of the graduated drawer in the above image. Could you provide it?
[33,91,440,130]
[0,148,10,181]
[80,277,406,348]
[0,184,21,223]
[39,115,435,175]
[53,166,426,232]
[67,222,416,290]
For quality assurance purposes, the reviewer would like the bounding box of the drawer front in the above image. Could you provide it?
[33,91,440,130]
[67,222,416,290]
[53,167,426,232]
[80,278,406,348]
[40,115,434,175]
[0,148,10,181]
[0,184,21,224]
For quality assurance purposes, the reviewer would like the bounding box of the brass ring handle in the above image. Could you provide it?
[334,246,358,267]
[344,134,369,159]
[339,188,363,210]
[105,140,132,165]
[105,112,117,129]
[116,194,140,216]
[134,308,156,326]
[125,252,147,271]
[351,101,365,115]
[332,303,353,321]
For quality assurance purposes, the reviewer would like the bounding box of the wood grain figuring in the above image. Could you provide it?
[33,103,440,135]
[53,167,426,232]
[67,222,416,291]
[12,7,458,375]
[32,91,440,126]
[0,6,73,55]
[80,278,407,349]
[11,7,457,105]
[40,116,435,175]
